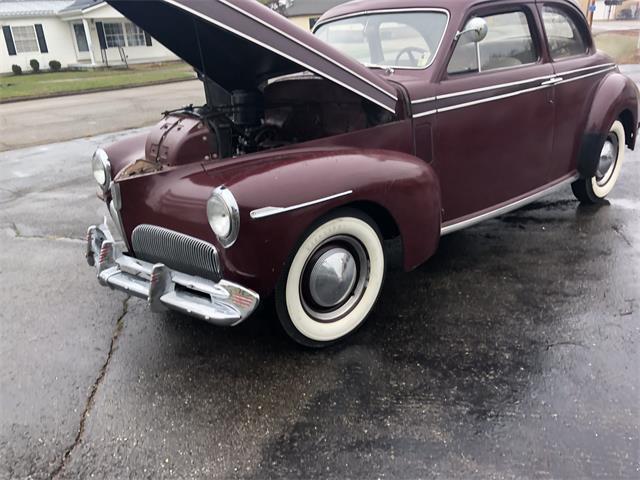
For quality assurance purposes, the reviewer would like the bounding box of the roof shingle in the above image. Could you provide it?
[0,0,75,17]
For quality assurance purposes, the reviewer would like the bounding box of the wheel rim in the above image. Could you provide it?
[595,132,619,187]
[299,235,369,323]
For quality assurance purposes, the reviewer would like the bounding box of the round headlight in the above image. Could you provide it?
[207,187,239,247]
[92,149,111,189]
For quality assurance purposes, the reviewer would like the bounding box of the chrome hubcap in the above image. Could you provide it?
[300,235,369,323]
[309,248,358,308]
[596,134,619,186]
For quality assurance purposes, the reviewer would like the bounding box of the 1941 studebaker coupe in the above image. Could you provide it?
[87,0,638,346]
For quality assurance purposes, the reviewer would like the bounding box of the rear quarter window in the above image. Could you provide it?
[542,5,589,60]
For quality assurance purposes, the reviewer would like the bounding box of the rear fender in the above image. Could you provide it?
[578,72,639,178]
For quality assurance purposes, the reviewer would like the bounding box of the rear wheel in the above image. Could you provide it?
[275,210,385,348]
[572,120,625,204]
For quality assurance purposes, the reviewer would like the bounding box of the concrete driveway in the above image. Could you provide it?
[0,128,638,479]
[0,81,204,152]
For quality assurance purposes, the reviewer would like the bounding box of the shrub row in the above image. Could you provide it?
[11,59,62,75]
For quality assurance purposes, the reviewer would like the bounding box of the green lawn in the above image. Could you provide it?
[594,30,640,64]
[0,62,196,101]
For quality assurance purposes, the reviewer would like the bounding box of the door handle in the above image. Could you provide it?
[541,77,563,86]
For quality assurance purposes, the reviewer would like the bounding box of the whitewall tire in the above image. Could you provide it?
[572,120,626,204]
[275,210,385,347]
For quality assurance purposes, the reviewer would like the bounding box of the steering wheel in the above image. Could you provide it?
[394,46,429,67]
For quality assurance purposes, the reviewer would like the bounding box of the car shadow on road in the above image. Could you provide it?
[117,196,622,478]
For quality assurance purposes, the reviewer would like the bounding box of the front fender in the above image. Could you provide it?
[578,71,639,178]
[214,149,441,295]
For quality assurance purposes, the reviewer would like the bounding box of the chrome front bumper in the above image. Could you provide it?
[86,223,259,326]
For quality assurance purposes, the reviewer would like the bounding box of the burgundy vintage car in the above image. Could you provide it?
[87,0,638,346]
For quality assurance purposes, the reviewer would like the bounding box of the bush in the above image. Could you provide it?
[48,60,62,72]
[29,59,40,73]
[11,64,22,75]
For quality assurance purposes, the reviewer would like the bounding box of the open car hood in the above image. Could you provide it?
[107,0,398,113]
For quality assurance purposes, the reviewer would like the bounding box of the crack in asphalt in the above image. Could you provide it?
[612,225,633,247]
[49,296,130,480]
[545,341,589,350]
[0,175,91,206]
[5,223,84,243]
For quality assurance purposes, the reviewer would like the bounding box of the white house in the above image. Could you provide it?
[0,0,178,74]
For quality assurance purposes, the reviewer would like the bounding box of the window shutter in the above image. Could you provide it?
[2,26,16,56]
[144,31,152,47]
[34,24,48,53]
[96,21,107,49]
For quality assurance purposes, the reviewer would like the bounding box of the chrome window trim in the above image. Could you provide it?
[314,7,450,31]
[440,175,579,235]
[251,191,353,220]
[161,0,396,112]
[217,0,398,101]
[312,8,451,71]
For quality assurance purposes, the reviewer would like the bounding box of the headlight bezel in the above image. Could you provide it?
[207,186,240,248]
[92,148,112,191]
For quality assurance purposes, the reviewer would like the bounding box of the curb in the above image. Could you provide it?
[0,77,198,105]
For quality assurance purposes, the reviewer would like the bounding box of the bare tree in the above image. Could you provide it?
[258,0,290,15]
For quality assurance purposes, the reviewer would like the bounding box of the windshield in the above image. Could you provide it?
[314,11,449,69]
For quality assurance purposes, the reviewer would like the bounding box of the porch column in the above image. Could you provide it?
[82,18,97,65]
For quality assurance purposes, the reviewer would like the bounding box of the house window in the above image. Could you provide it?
[125,22,145,46]
[11,25,39,53]
[103,22,125,48]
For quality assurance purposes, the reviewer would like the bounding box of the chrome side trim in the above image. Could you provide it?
[437,74,554,100]
[437,84,549,113]
[313,8,451,71]
[440,175,579,236]
[413,109,438,118]
[436,64,615,100]
[161,0,396,113]
[217,0,398,101]
[250,190,353,220]
[555,66,616,85]
[412,64,615,118]
[556,62,616,77]
[411,96,436,105]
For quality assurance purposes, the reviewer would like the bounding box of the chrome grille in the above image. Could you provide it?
[131,225,220,281]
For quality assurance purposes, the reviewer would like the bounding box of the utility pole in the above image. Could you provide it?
[587,0,596,28]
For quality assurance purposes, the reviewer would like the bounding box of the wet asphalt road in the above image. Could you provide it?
[0,132,639,479]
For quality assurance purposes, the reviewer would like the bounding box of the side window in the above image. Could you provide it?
[542,6,588,60]
[448,11,537,76]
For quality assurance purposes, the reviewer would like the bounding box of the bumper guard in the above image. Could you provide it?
[86,223,259,326]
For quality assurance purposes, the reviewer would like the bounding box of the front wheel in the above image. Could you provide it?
[275,210,386,348]
[572,120,626,204]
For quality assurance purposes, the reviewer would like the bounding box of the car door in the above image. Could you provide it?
[538,2,615,181]
[433,3,556,225]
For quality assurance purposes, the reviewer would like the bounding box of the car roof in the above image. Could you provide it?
[318,0,577,24]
